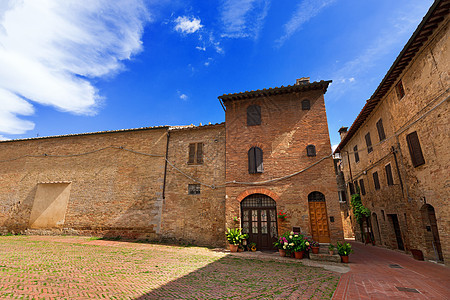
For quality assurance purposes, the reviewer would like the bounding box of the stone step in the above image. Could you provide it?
[309,253,341,263]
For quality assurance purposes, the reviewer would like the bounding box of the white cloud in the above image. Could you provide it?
[0,135,11,141]
[0,0,150,135]
[174,16,203,34]
[276,0,335,47]
[196,46,206,51]
[220,0,270,40]
[179,94,188,100]
[331,144,339,152]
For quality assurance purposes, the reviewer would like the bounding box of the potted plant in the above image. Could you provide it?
[277,210,287,221]
[337,241,353,263]
[311,240,320,254]
[328,244,335,255]
[292,233,309,259]
[249,242,257,252]
[225,228,246,252]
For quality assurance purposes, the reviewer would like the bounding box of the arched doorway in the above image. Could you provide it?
[420,204,443,261]
[308,192,330,243]
[241,194,278,250]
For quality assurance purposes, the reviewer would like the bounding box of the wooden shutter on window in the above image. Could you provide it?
[373,172,380,190]
[385,164,394,186]
[306,145,316,156]
[247,105,261,126]
[406,131,425,167]
[376,119,386,141]
[353,145,359,162]
[196,143,203,164]
[365,133,373,153]
[302,100,310,110]
[359,179,366,195]
[349,182,355,195]
[188,143,196,163]
[248,147,256,173]
[255,147,263,173]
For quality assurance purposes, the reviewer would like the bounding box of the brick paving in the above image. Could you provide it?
[0,236,340,299]
[333,241,450,299]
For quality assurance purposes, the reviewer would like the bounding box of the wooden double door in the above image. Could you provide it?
[241,194,278,250]
[308,192,331,243]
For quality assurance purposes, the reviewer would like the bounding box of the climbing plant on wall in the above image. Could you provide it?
[350,193,370,224]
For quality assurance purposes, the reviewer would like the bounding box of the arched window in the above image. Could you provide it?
[248,147,263,173]
[247,105,261,126]
[302,99,310,110]
[306,144,316,157]
[308,191,325,202]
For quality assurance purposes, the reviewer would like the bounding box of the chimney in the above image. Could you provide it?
[295,77,310,85]
[338,127,348,141]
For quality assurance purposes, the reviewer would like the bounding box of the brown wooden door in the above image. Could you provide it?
[241,194,278,250]
[308,192,330,243]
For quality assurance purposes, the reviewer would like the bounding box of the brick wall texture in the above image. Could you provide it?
[339,16,449,264]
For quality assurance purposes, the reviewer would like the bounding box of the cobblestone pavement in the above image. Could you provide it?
[0,236,340,299]
[333,241,450,299]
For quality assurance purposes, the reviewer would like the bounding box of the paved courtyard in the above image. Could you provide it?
[0,236,340,299]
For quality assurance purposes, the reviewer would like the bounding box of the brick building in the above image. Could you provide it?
[0,78,343,248]
[334,0,449,264]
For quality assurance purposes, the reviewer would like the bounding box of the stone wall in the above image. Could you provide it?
[162,125,226,247]
[224,89,344,243]
[0,128,168,239]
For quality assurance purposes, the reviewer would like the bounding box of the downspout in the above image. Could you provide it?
[162,130,170,199]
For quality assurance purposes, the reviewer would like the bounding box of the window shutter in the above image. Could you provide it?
[196,143,203,164]
[302,100,310,110]
[248,147,256,173]
[353,145,359,162]
[365,133,373,153]
[359,179,366,195]
[385,164,394,186]
[306,145,316,157]
[373,172,380,190]
[188,143,196,163]
[376,119,386,141]
[247,105,261,126]
[406,131,425,167]
[349,182,355,195]
[255,147,263,173]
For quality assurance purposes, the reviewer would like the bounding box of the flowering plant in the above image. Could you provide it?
[292,234,311,252]
[310,240,319,247]
[232,216,239,222]
[273,232,294,251]
[277,211,287,220]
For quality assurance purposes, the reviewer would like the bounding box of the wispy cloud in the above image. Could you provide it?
[0,0,150,136]
[276,0,335,47]
[220,0,270,40]
[327,3,429,101]
[177,90,188,100]
[174,16,203,34]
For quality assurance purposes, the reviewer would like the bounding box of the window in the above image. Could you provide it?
[301,99,310,110]
[406,131,425,167]
[353,145,359,163]
[188,184,200,195]
[349,182,355,195]
[395,80,405,99]
[188,143,203,164]
[376,119,386,141]
[385,164,394,186]
[354,180,359,193]
[373,171,380,190]
[306,145,316,157]
[365,133,373,153]
[338,191,347,203]
[248,147,263,173]
[359,179,366,195]
[247,105,261,126]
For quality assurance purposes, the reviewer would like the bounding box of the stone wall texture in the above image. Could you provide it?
[339,16,449,264]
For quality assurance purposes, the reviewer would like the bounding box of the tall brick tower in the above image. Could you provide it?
[219,78,344,249]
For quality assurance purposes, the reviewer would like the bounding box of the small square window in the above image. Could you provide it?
[395,80,405,99]
[188,184,200,195]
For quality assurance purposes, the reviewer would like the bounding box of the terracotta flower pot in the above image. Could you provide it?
[329,250,334,255]
[312,246,319,254]
[340,255,349,263]
[294,251,304,259]
[279,249,286,257]
[229,244,238,252]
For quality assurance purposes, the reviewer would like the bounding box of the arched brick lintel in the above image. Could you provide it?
[236,188,280,202]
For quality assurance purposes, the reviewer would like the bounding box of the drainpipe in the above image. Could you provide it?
[162,131,170,199]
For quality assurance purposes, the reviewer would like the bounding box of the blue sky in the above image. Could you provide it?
[0,0,434,148]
